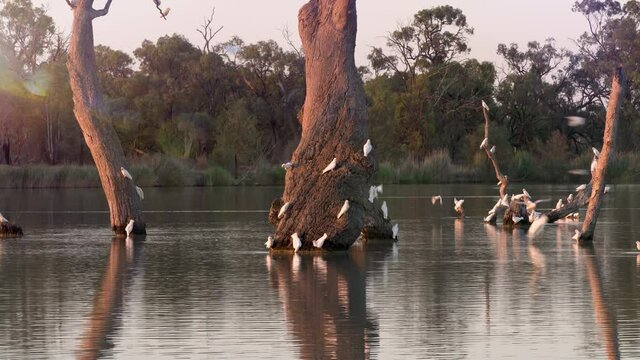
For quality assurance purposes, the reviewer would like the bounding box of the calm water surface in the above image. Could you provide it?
[0,185,639,359]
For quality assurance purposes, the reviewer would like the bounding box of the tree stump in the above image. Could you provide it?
[270,0,391,251]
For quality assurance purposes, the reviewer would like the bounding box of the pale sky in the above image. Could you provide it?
[35,0,587,70]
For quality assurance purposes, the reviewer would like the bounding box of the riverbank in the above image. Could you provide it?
[0,151,638,188]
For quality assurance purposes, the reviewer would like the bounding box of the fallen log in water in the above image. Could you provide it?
[1,222,23,237]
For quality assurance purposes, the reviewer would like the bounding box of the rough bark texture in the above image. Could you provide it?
[580,68,625,242]
[67,0,145,234]
[269,0,391,251]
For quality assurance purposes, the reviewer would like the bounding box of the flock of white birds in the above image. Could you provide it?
[269,139,399,251]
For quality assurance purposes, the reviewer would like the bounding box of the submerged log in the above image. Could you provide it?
[66,0,145,235]
[270,0,391,251]
[0,222,23,237]
[581,68,625,242]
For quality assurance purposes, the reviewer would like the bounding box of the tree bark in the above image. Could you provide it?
[269,0,391,251]
[580,68,625,242]
[67,0,145,234]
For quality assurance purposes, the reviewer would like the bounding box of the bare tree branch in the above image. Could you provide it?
[64,0,76,9]
[92,0,113,18]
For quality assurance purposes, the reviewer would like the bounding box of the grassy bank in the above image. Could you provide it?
[0,151,638,189]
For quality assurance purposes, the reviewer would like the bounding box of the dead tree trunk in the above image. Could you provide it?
[580,68,625,242]
[269,0,391,251]
[66,0,145,234]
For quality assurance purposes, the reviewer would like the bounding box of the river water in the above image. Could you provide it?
[0,185,638,359]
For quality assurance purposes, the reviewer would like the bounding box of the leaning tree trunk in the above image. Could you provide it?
[66,0,145,234]
[269,0,391,251]
[580,68,625,242]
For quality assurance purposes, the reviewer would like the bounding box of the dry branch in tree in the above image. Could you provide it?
[268,0,392,251]
[197,7,223,54]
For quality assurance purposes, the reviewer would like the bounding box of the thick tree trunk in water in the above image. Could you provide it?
[66,0,145,234]
[270,0,391,251]
[580,68,625,242]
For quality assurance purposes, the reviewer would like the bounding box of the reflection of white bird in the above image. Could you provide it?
[484,213,496,223]
[291,233,302,252]
[323,157,337,174]
[281,162,293,171]
[555,199,563,210]
[337,200,350,219]
[572,229,581,241]
[512,215,524,224]
[482,100,490,111]
[278,202,291,219]
[392,224,399,240]
[490,145,496,154]
[0,213,8,223]
[363,139,373,157]
[381,201,388,219]
[454,198,464,213]
[566,116,586,127]
[480,137,489,149]
[125,219,135,237]
[135,186,144,200]
[120,167,133,180]
[576,184,587,192]
[431,195,442,205]
[567,194,574,202]
[265,236,274,249]
[313,233,328,249]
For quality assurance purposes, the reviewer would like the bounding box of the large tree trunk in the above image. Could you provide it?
[580,68,625,242]
[66,0,145,234]
[270,0,391,251]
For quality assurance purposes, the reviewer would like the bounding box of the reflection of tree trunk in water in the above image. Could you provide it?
[269,0,391,251]
[76,239,142,360]
[581,247,620,360]
[266,243,391,359]
[3,137,11,165]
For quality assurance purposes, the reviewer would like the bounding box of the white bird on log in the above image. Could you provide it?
[604,186,611,194]
[576,184,587,192]
[522,188,532,201]
[568,212,580,220]
[281,162,293,171]
[135,186,144,200]
[567,194,574,202]
[368,186,376,203]
[512,215,524,224]
[480,137,489,149]
[490,145,496,154]
[454,198,465,213]
[591,157,598,174]
[313,233,328,249]
[572,229,581,241]
[363,139,373,157]
[337,200,350,219]
[291,233,302,252]
[636,241,640,251]
[392,224,399,240]
[497,175,508,186]
[265,236,274,249]
[381,201,388,219]
[375,185,383,196]
[0,213,8,223]
[323,157,337,174]
[431,195,443,205]
[512,194,526,201]
[501,194,509,207]
[278,202,291,219]
[482,100,490,111]
[484,213,496,223]
[120,167,133,180]
[566,116,586,127]
[125,219,135,237]
[555,199,563,210]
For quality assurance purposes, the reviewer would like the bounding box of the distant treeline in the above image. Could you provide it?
[0,0,639,186]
